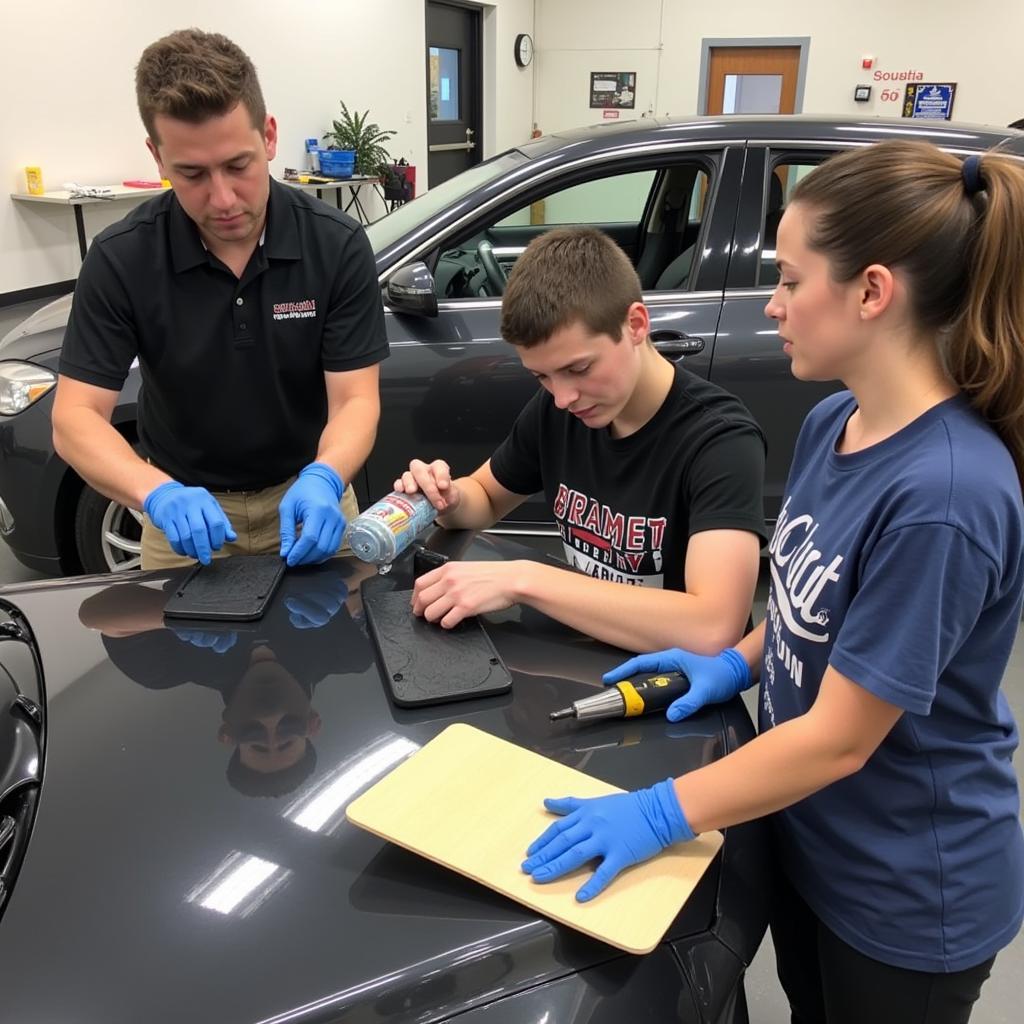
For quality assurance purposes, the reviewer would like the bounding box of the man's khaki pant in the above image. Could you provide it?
[141,478,360,570]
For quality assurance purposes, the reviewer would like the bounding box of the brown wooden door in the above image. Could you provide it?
[706,46,800,115]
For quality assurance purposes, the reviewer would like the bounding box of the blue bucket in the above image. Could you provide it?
[318,149,356,178]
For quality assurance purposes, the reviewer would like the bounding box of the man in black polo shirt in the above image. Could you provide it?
[52,29,388,569]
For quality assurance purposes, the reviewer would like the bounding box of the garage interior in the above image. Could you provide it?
[1,2,1022,1022]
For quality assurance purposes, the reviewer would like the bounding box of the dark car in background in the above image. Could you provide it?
[1,115,1021,574]
[0,533,769,1023]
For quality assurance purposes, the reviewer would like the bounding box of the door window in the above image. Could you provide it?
[758,161,821,287]
[429,47,460,121]
[722,74,783,114]
[432,162,712,300]
[495,170,657,228]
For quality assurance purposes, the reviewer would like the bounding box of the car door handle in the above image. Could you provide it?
[650,330,706,360]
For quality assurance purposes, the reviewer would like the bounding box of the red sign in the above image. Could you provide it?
[602,109,620,119]
[873,69,924,81]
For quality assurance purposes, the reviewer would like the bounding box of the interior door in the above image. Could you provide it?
[426,1,482,187]
[705,46,801,115]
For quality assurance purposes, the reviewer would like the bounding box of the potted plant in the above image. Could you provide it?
[323,102,397,177]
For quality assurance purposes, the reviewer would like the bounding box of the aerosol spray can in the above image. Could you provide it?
[305,138,320,172]
[348,491,438,565]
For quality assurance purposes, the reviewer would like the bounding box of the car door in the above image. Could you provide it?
[710,144,841,525]
[372,145,742,528]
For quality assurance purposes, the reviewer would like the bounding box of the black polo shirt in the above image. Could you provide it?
[60,178,389,490]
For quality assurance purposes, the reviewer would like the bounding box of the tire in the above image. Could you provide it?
[73,486,143,574]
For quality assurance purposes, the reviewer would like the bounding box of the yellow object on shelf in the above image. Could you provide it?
[24,167,44,195]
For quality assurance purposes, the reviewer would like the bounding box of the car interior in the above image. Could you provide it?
[758,163,819,287]
[430,163,713,299]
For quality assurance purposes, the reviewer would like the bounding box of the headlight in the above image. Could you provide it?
[0,361,56,415]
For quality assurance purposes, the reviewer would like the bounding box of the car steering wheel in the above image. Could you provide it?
[476,239,508,295]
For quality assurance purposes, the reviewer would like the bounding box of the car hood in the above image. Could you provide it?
[0,534,732,1024]
[0,293,70,366]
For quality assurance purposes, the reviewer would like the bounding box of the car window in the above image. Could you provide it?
[364,150,528,254]
[433,161,712,301]
[758,161,820,287]
[494,170,656,227]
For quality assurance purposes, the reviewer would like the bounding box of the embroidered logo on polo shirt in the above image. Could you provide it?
[272,299,317,320]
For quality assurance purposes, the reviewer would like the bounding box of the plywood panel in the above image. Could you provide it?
[347,723,723,954]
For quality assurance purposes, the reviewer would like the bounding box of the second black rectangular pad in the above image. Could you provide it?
[364,588,512,707]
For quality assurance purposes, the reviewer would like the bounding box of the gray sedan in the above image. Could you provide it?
[0,115,1020,573]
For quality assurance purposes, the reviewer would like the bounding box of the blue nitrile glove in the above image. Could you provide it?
[604,647,751,722]
[143,481,237,565]
[284,573,349,630]
[279,463,346,567]
[521,779,695,902]
[170,627,238,654]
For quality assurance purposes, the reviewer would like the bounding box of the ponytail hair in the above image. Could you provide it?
[791,140,1024,489]
[948,155,1024,491]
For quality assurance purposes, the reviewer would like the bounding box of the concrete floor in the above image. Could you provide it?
[0,295,1020,1021]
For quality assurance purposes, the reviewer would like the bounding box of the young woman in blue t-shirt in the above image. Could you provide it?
[521,140,1024,1023]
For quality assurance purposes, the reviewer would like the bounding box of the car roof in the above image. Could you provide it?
[517,112,1024,158]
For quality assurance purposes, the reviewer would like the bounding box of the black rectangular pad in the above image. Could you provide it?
[163,555,286,622]
[364,588,512,707]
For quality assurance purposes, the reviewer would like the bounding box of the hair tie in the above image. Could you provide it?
[961,155,984,196]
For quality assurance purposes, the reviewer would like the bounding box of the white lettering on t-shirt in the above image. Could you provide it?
[762,497,844,717]
[564,547,665,588]
[767,497,843,643]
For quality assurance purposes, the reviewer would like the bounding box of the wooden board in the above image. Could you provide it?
[346,723,723,954]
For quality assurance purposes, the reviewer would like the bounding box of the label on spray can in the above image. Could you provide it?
[348,491,437,564]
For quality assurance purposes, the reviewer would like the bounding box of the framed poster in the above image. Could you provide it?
[902,82,957,120]
[590,71,636,110]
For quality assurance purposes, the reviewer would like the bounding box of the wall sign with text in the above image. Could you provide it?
[590,72,636,109]
[902,82,957,120]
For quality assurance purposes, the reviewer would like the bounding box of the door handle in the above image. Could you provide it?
[428,142,477,152]
[650,330,706,360]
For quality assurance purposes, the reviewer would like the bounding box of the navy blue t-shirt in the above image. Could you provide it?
[760,391,1024,972]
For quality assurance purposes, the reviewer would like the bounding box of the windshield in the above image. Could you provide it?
[365,150,528,253]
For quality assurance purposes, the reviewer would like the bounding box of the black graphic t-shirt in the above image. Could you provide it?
[490,364,768,589]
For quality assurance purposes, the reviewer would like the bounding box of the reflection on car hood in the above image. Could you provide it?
[0,536,731,1024]
[0,293,71,351]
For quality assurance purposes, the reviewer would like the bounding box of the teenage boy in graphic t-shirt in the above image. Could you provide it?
[397,227,767,655]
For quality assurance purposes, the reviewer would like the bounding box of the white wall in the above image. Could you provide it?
[534,2,663,135]
[1,0,534,295]
[535,1,1023,133]
[484,0,537,155]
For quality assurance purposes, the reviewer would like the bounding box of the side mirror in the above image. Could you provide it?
[384,261,438,318]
